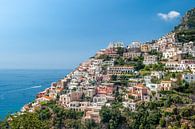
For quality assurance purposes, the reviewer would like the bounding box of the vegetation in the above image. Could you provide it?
[144,63,165,71]
[116,47,125,56]
[100,104,127,129]
[114,56,145,71]
[183,53,195,60]
[0,102,98,129]
[133,56,145,71]
[97,54,111,61]
[175,8,195,42]
[1,8,195,129]
[0,112,50,129]
[148,50,163,60]
[140,63,165,76]
[114,57,125,66]
[173,81,195,94]
[151,76,160,84]
[99,89,195,129]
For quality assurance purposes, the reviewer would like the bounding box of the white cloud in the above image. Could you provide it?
[158,11,180,21]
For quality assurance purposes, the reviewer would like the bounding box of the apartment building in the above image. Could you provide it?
[107,66,134,75]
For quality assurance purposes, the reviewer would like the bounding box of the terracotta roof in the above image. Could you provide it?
[135,84,145,88]
[43,96,52,100]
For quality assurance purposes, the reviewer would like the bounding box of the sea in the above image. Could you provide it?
[0,69,71,120]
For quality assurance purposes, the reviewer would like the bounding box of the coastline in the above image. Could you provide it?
[0,69,71,120]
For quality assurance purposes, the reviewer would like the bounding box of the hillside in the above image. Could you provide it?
[1,9,195,129]
[175,8,195,42]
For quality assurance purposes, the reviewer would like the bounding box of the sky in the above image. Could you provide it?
[0,0,194,69]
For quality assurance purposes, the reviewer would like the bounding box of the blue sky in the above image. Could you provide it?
[0,0,194,69]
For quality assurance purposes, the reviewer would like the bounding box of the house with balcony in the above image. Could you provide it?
[67,101,90,111]
[84,106,102,123]
[181,60,195,73]
[160,81,172,91]
[101,59,115,67]
[151,71,164,79]
[162,47,182,60]
[143,55,158,65]
[83,86,96,98]
[59,91,83,107]
[107,66,134,75]
[92,95,107,106]
[128,84,150,101]
[165,61,186,72]
[96,84,114,96]
[123,52,141,59]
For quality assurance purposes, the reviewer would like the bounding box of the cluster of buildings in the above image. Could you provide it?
[21,32,195,123]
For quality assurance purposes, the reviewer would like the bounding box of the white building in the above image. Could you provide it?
[183,74,195,83]
[143,55,158,65]
[163,47,182,59]
[59,91,83,107]
[128,41,141,49]
[107,66,134,75]
[108,41,124,48]
[151,71,164,79]
[146,83,160,92]
[93,96,107,106]
[165,61,186,72]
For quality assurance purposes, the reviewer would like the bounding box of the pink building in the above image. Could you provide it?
[96,85,114,95]
[84,106,102,123]
[129,84,149,100]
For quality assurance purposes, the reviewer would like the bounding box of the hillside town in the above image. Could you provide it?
[21,32,195,124]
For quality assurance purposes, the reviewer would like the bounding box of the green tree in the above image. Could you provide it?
[84,119,98,129]
[9,112,50,129]
[117,47,125,56]
[114,57,125,66]
[100,106,112,123]
[111,75,117,81]
[160,117,166,127]
[97,54,111,61]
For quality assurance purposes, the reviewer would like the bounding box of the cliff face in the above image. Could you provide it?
[175,8,195,42]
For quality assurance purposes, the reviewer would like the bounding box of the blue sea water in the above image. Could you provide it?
[0,69,71,120]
